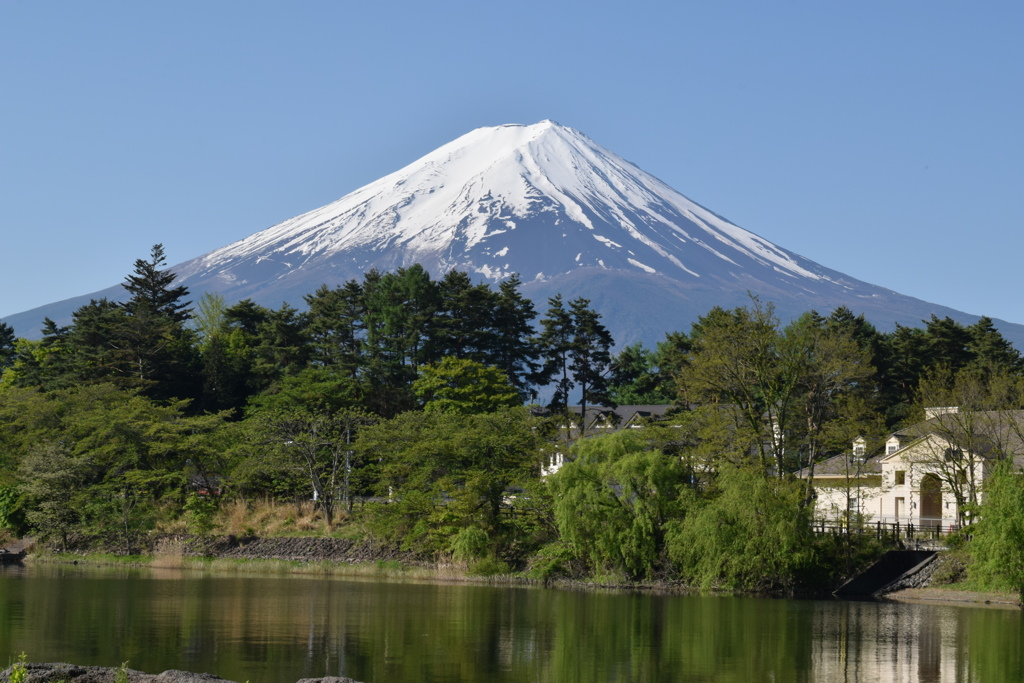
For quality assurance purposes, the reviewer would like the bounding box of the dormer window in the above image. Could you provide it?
[887,443,898,454]
[852,437,866,457]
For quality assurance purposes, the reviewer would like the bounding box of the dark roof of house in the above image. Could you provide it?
[796,452,884,479]
[568,404,674,430]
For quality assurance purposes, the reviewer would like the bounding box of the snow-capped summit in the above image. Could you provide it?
[6,121,1023,349]
[176,120,827,293]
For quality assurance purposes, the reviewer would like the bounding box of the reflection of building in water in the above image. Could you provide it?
[810,600,967,682]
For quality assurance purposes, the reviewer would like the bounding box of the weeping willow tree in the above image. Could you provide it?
[968,460,1024,601]
[665,464,819,592]
[546,429,689,580]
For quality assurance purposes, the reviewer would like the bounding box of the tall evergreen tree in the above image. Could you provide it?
[361,266,439,416]
[536,295,616,424]
[0,322,16,373]
[224,298,271,336]
[432,270,498,362]
[924,315,974,374]
[304,280,366,379]
[569,297,615,423]
[11,318,73,391]
[122,244,191,323]
[252,303,310,383]
[968,316,1024,374]
[109,244,199,401]
[537,295,575,415]
[608,342,673,405]
[65,298,126,384]
[490,274,541,401]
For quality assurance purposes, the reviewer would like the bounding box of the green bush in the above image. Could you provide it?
[184,492,219,536]
[968,460,1024,600]
[467,556,511,576]
[450,526,489,562]
[526,542,576,582]
[0,486,26,536]
[666,465,816,592]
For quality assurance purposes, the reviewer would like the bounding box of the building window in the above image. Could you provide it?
[895,470,906,486]
[887,443,898,454]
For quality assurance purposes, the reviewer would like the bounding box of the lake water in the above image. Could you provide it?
[0,564,1020,682]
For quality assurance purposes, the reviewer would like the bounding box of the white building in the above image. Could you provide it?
[801,407,1024,529]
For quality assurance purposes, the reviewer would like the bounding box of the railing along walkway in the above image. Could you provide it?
[813,520,961,544]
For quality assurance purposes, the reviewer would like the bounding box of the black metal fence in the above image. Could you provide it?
[813,519,961,543]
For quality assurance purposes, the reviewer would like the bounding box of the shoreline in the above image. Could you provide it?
[15,535,1021,607]
[884,586,1021,609]
[0,662,366,683]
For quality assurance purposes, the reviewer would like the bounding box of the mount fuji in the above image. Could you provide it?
[6,120,1023,349]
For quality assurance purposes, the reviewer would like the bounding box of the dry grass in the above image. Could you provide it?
[215,498,343,537]
[151,537,185,569]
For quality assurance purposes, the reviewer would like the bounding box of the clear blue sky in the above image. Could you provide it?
[3,1,1023,328]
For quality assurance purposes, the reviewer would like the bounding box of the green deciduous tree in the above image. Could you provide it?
[4,382,229,551]
[249,407,377,524]
[547,430,687,580]
[968,460,1024,601]
[17,442,87,550]
[666,464,817,591]
[361,407,542,552]
[678,300,801,475]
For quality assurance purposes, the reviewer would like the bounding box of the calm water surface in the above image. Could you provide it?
[0,564,1021,682]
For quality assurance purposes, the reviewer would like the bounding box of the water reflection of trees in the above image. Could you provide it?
[1,570,1021,683]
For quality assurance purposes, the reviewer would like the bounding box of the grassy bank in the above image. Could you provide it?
[22,547,550,587]
[22,545,707,595]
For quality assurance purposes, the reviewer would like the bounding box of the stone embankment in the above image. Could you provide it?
[171,534,425,566]
[0,663,363,683]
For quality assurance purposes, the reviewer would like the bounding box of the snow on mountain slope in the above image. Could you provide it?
[174,121,829,291]
[6,120,1024,351]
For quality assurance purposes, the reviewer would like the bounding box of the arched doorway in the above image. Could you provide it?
[919,474,942,526]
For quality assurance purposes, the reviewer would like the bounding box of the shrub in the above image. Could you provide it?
[450,526,489,562]
[967,460,1024,600]
[666,465,816,592]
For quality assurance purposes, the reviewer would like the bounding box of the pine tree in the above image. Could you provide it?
[361,266,438,416]
[0,322,16,372]
[968,316,1024,374]
[490,274,541,401]
[432,270,498,362]
[12,318,73,390]
[109,244,199,401]
[122,244,192,323]
[537,295,575,415]
[304,280,366,379]
[569,297,615,427]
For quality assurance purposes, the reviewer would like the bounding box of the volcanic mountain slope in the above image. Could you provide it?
[6,120,1023,349]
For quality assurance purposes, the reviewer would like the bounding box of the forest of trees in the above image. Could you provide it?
[3,244,1024,593]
